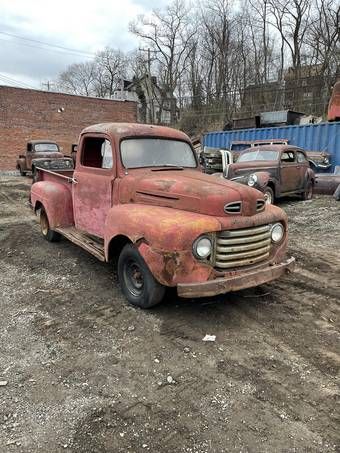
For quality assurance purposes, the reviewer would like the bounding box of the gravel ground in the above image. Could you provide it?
[0,175,339,453]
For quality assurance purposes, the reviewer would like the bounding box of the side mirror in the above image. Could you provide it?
[27,143,32,152]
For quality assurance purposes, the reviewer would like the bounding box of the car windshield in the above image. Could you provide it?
[34,143,59,152]
[120,138,197,169]
[238,150,279,162]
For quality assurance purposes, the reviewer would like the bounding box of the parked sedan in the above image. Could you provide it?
[226,145,315,204]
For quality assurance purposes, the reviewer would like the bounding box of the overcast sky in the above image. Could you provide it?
[0,0,167,89]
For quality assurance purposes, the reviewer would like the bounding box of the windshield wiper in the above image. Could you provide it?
[151,165,184,171]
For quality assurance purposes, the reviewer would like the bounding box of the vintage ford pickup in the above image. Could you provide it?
[16,140,73,179]
[30,123,295,308]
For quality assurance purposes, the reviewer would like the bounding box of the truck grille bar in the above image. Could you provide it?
[214,224,271,269]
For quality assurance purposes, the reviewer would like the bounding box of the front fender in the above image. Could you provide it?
[104,204,221,259]
[31,181,74,228]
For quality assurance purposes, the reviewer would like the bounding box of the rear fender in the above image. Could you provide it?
[31,181,74,228]
[16,158,26,170]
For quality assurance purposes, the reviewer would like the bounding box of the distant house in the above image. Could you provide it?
[284,65,326,115]
[240,81,283,116]
[113,75,178,125]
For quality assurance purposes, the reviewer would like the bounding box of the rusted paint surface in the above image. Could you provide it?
[227,145,314,198]
[315,173,340,195]
[31,122,293,297]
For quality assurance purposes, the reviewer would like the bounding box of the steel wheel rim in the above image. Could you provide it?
[265,190,272,204]
[123,259,144,297]
[40,212,49,236]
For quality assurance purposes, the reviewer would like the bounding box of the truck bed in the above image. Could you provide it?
[35,167,74,184]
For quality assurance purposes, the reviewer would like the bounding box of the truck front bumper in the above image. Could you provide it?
[177,257,295,298]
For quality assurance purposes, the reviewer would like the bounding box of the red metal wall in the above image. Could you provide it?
[0,86,137,170]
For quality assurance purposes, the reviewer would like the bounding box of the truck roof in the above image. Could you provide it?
[28,139,58,145]
[81,123,190,142]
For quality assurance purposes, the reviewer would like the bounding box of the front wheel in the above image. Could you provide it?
[39,208,61,242]
[19,167,27,176]
[264,186,274,205]
[302,181,313,200]
[118,244,165,308]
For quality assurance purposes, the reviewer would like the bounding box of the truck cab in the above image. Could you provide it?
[30,123,294,308]
[16,140,73,178]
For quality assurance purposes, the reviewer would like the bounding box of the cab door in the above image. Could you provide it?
[280,149,301,192]
[72,134,115,238]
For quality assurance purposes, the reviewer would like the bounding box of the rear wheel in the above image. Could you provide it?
[39,208,61,242]
[118,244,165,308]
[302,181,313,200]
[264,186,274,205]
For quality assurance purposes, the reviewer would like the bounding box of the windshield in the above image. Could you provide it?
[120,138,197,169]
[238,150,279,162]
[231,143,249,151]
[34,143,59,152]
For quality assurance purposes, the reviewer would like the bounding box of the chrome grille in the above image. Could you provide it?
[224,201,242,214]
[256,199,265,212]
[215,224,271,269]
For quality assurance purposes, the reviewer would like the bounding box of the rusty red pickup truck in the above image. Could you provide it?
[30,123,295,308]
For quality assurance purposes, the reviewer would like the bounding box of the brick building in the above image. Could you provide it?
[0,86,137,170]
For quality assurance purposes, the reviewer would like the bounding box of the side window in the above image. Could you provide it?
[81,137,113,169]
[281,151,295,163]
[297,151,307,163]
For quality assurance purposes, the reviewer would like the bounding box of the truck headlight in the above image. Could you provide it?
[323,157,329,164]
[271,223,284,243]
[193,236,212,259]
[248,174,258,187]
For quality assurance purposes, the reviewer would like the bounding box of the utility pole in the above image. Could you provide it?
[42,81,54,91]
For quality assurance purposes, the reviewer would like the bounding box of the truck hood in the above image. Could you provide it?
[32,152,64,160]
[119,169,265,217]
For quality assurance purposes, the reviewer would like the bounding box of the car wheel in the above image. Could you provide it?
[32,166,38,182]
[19,167,27,176]
[302,181,313,200]
[39,208,61,242]
[118,243,166,309]
[264,187,274,205]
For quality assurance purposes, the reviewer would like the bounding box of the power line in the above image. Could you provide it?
[0,36,95,59]
[0,30,96,57]
[0,72,38,90]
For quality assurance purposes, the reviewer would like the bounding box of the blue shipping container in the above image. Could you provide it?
[203,121,340,171]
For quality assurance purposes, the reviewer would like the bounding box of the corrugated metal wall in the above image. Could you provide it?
[203,122,340,170]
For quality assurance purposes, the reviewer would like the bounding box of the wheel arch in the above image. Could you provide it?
[106,234,133,262]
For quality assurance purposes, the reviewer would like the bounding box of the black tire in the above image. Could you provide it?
[39,208,61,242]
[19,166,27,176]
[264,186,274,205]
[118,243,165,308]
[32,166,38,183]
[302,181,313,200]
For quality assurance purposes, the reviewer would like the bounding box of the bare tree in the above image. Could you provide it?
[130,0,196,122]
[57,61,96,96]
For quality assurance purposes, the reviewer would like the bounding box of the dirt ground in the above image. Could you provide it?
[0,175,339,453]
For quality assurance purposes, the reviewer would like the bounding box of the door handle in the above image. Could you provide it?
[69,177,78,184]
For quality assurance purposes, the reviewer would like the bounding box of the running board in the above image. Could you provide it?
[55,227,105,261]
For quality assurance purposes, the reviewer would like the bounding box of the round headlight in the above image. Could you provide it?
[271,223,284,243]
[248,174,258,187]
[324,157,329,164]
[193,236,212,259]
